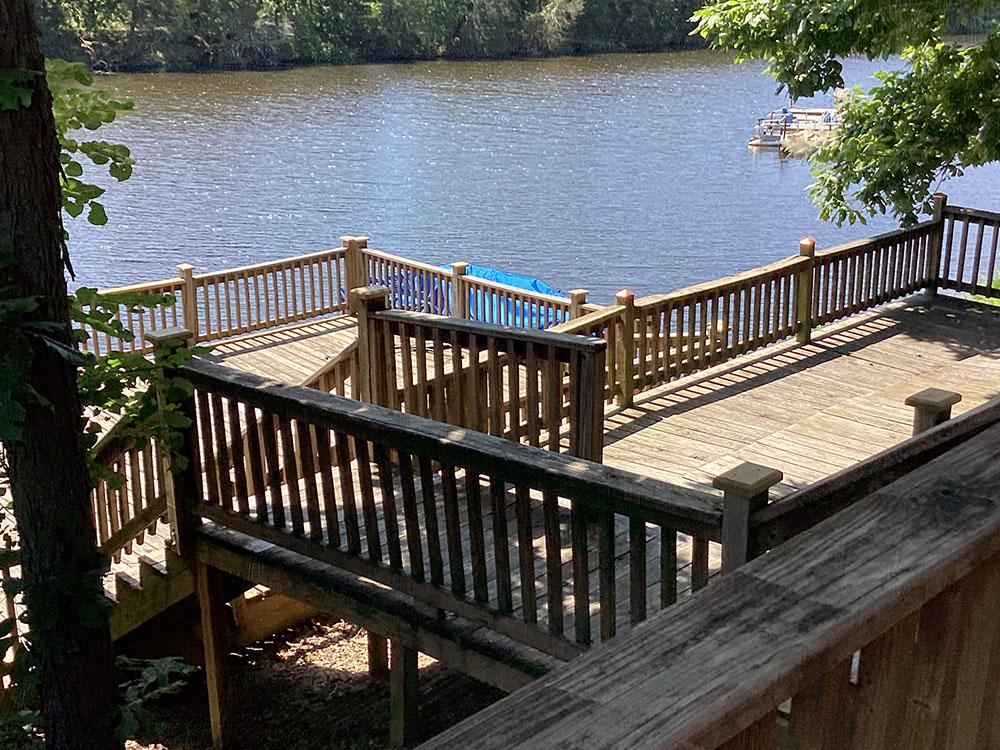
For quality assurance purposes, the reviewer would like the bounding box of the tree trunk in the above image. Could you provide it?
[0,3,120,748]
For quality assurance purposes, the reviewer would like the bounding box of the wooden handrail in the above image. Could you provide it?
[181,358,717,530]
[423,420,1000,749]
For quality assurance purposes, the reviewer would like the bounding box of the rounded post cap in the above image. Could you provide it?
[713,462,784,497]
[905,387,962,412]
[799,236,816,257]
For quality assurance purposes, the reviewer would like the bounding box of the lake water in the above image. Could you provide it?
[74,50,1000,303]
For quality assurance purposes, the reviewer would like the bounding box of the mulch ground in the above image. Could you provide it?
[128,617,505,749]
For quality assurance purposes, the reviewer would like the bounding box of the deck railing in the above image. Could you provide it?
[353,287,607,462]
[555,193,994,408]
[939,203,1000,296]
[165,353,722,657]
[77,238,586,356]
[424,415,1000,749]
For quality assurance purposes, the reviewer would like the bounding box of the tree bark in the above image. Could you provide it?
[0,2,120,748]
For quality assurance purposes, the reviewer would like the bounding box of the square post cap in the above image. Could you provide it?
[904,388,962,412]
[713,462,784,497]
[144,327,195,348]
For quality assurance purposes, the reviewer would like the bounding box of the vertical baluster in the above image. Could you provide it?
[571,500,590,645]
[196,391,220,505]
[660,527,677,608]
[334,431,360,554]
[244,404,268,522]
[525,343,540,446]
[397,453,424,582]
[543,491,563,635]
[441,464,465,597]
[414,326,429,418]
[514,485,537,624]
[490,478,513,614]
[598,510,616,642]
[417,456,444,586]
[315,428,338,547]
[355,439,382,563]
[629,517,647,625]
[506,340,521,442]
[260,411,284,528]
[278,416,304,534]
[228,399,249,515]
[296,421,322,540]
[464,470,489,603]
[466,333,482,432]
[373,444,403,571]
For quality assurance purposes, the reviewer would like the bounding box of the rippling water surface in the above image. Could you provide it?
[73,50,1000,302]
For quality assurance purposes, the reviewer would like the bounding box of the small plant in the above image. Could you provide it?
[117,656,199,739]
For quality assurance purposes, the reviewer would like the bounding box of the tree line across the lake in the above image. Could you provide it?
[33,0,709,72]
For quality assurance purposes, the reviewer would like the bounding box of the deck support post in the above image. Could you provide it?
[568,288,589,320]
[906,388,962,436]
[176,263,200,342]
[342,235,370,293]
[351,286,390,405]
[795,237,816,344]
[715,462,784,573]
[449,262,469,319]
[368,631,390,681]
[615,288,636,407]
[196,561,234,749]
[389,639,420,748]
[145,327,199,557]
[929,193,948,296]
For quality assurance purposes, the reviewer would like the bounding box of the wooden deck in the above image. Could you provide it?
[206,294,1000,500]
[208,315,359,385]
[603,294,1000,496]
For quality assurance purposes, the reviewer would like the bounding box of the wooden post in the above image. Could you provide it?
[449,262,469,319]
[795,237,816,344]
[615,289,636,407]
[351,286,390,405]
[715,462,784,573]
[389,640,420,748]
[905,388,962,436]
[342,235,370,293]
[929,193,948,296]
[176,263,199,341]
[368,631,389,681]
[145,327,199,558]
[568,289,589,319]
[568,342,607,463]
[196,561,233,749]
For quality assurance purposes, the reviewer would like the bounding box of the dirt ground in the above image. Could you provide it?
[128,617,505,749]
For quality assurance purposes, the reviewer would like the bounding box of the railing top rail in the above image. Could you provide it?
[363,246,452,276]
[752,394,1000,546]
[98,276,184,296]
[944,203,1000,223]
[549,304,623,334]
[193,246,346,281]
[374,308,609,355]
[422,421,1000,749]
[635,255,807,308]
[182,357,722,534]
[461,273,573,307]
[299,339,358,388]
[813,218,937,259]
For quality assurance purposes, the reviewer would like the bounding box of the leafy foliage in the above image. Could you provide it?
[47,59,134,228]
[694,1,1000,224]
[34,0,704,69]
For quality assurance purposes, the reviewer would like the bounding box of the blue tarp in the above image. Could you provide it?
[359,259,570,330]
[448,263,569,329]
